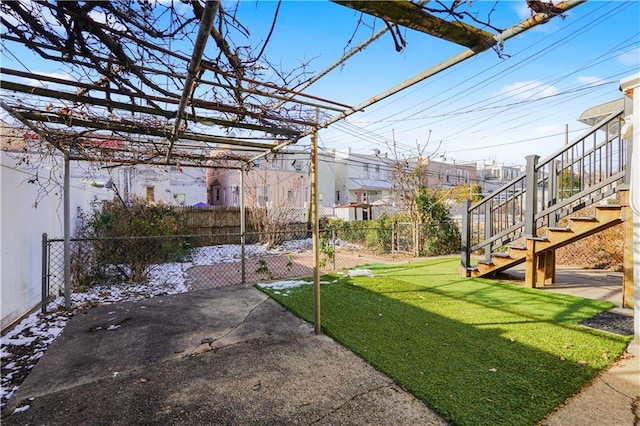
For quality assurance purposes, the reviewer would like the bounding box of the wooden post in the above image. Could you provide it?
[620,189,634,308]
[544,249,556,285]
[525,238,536,288]
[536,250,556,287]
[524,155,540,238]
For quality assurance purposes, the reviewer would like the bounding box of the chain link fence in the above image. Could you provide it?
[42,221,441,313]
[43,213,620,313]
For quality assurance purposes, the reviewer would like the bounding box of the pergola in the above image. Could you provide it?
[0,0,583,332]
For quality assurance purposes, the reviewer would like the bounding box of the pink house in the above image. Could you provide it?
[206,153,307,209]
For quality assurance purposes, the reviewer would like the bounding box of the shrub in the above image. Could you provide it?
[75,197,192,287]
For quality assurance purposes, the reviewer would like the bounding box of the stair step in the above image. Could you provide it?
[492,252,511,258]
[595,204,621,210]
[570,216,596,222]
[547,227,571,232]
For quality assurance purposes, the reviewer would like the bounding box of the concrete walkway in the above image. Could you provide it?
[3,267,638,425]
[2,285,446,425]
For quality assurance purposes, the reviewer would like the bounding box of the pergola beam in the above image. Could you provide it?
[166,0,218,162]
[16,112,278,150]
[1,79,302,137]
[331,0,495,48]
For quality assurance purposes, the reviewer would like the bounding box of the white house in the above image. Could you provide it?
[333,148,395,220]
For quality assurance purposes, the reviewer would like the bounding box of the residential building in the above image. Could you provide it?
[111,165,207,206]
[332,148,396,220]
[465,159,524,195]
[419,155,478,189]
[205,148,337,218]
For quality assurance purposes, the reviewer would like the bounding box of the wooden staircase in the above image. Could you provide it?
[470,204,623,279]
[460,106,632,304]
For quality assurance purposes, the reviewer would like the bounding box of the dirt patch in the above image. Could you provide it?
[185,249,413,290]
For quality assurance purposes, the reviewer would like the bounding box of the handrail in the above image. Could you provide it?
[461,106,627,272]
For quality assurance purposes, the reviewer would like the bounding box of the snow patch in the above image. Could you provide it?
[347,269,376,277]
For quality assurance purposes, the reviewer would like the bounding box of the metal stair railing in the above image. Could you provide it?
[461,107,628,273]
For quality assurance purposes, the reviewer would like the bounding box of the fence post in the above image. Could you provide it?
[41,233,48,314]
[460,200,471,276]
[240,167,246,284]
[524,155,540,237]
[483,201,493,262]
[548,159,558,228]
[63,153,71,310]
[391,221,396,255]
[332,229,336,270]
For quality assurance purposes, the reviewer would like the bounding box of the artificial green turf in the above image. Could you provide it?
[257,257,631,426]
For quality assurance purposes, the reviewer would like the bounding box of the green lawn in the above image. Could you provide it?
[257,257,631,426]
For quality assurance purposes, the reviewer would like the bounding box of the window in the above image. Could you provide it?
[215,188,220,201]
[173,193,186,206]
[270,160,278,169]
[258,185,269,206]
[287,189,293,201]
[336,190,340,202]
[375,164,380,176]
[146,186,155,202]
[363,163,369,177]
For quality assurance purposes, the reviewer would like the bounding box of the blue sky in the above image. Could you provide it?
[2,0,639,166]
[236,0,640,165]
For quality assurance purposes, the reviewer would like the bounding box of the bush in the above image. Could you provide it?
[75,197,192,287]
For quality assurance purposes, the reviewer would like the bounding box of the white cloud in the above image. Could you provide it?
[576,76,606,86]
[88,10,127,32]
[498,80,559,100]
[617,47,640,66]
[26,71,73,88]
[514,2,532,20]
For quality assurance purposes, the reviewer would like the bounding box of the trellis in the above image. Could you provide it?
[0,0,583,333]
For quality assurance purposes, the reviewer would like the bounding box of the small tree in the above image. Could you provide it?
[245,163,306,249]
[559,169,582,198]
[416,189,461,256]
[389,138,462,256]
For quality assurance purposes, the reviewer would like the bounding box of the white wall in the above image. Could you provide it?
[318,152,337,207]
[1,153,61,329]
[1,154,112,329]
[620,72,640,355]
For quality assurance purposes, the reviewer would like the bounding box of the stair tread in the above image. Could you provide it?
[492,252,512,258]
[570,216,596,222]
[547,227,571,232]
[595,204,621,210]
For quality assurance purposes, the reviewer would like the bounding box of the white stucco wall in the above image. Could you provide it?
[620,73,640,355]
[1,154,112,329]
[1,153,60,329]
